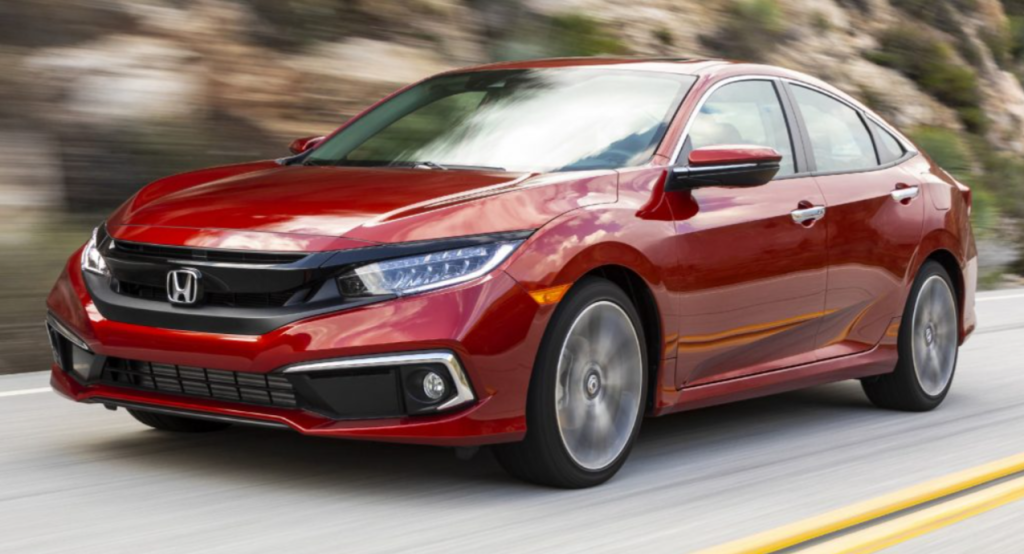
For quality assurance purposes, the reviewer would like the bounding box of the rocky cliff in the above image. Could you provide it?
[1,0,1023,238]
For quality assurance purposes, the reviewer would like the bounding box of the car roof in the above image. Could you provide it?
[448,57,842,97]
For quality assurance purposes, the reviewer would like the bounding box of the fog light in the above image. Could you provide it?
[422,371,447,401]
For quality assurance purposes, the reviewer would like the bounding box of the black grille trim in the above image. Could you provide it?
[112,240,308,265]
[88,229,534,335]
[116,280,300,308]
[101,358,298,409]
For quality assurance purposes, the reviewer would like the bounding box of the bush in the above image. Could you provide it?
[907,127,998,232]
[653,27,674,47]
[545,14,628,57]
[908,126,972,175]
[1010,16,1024,62]
[486,12,627,61]
[701,0,788,62]
[981,24,1012,68]
[868,27,986,132]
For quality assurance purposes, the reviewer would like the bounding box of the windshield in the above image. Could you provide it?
[304,69,696,173]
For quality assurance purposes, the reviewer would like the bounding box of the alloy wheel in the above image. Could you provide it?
[554,301,644,471]
[911,275,958,397]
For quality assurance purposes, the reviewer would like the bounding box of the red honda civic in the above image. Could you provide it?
[46,58,977,488]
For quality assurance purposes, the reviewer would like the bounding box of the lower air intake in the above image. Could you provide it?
[100,358,297,409]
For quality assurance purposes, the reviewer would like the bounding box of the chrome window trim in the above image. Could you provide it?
[668,74,918,167]
[781,78,918,156]
[282,350,476,411]
[668,75,783,166]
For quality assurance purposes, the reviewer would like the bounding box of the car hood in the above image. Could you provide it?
[107,162,618,252]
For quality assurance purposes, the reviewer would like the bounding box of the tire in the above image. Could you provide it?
[862,260,959,411]
[128,409,232,433]
[495,277,648,488]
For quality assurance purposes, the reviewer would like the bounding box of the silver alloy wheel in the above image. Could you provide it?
[911,275,958,397]
[555,301,643,471]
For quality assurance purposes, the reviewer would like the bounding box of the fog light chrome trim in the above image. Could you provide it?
[45,314,92,353]
[281,350,476,411]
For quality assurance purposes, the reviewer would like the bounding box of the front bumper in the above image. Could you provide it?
[46,251,547,446]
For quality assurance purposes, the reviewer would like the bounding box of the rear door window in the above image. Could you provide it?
[791,85,877,173]
[869,120,906,164]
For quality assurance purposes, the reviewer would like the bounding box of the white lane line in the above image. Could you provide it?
[0,388,51,398]
[977,293,1024,302]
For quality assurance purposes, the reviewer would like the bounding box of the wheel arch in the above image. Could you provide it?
[921,248,966,341]
[578,265,665,412]
[503,205,678,414]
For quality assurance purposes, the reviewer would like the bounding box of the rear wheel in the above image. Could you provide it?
[862,261,959,411]
[128,409,232,433]
[495,277,647,488]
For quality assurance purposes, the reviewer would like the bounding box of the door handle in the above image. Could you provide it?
[891,185,920,203]
[791,206,826,225]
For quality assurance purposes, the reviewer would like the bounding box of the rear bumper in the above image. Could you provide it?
[46,252,548,446]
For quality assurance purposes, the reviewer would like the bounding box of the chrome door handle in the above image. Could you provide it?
[891,186,920,202]
[791,206,826,224]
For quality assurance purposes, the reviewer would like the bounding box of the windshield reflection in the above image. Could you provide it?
[305,69,695,173]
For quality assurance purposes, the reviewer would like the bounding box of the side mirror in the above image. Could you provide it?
[666,145,782,191]
[288,135,326,155]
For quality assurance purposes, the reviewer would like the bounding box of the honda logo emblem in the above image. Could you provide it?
[167,268,202,305]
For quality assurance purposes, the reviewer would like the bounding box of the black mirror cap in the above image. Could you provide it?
[666,161,780,192]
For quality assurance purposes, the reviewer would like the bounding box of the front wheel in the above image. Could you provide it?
[495,277,647,488]
[862,261,959,411]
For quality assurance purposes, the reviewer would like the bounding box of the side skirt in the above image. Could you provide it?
[652,343,898,416]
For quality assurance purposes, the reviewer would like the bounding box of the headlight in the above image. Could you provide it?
[338,240,523,297]
[81,227,109,276]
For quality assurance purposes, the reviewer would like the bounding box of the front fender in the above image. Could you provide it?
[503,171,680,362]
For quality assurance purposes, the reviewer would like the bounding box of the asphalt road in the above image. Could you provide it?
[2,290,1024,553]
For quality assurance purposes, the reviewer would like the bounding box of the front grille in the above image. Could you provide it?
[101,358,298,409]
[112,240,307,265]
[116,281,298,308]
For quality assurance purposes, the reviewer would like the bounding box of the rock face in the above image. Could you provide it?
[1,0,1023,206]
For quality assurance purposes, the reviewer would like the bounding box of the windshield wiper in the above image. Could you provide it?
[312,159,507,171]
[408,161,448,170]
[398,161,508,171]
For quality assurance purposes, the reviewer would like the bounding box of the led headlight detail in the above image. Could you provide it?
[81,227,109,276]
[338,240,522,297]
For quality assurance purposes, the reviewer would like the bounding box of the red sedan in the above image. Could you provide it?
[46,58,977,488]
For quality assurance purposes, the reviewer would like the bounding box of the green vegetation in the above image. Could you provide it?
[545,14,628,56]
[653,27,674,47]
[488,12,627,61]
[981,23,1013,68]
[701,0,788,62]
[867,26,986,132]
[811,12,833,32]
[909,126,1024,269]
[965,135,1024,223]
[1005,1,1024,86]
[907,127,998,232]
[1011,17,1024,62]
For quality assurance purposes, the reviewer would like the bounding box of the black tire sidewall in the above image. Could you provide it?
[524,277,649,487]
[897,261,959,406]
